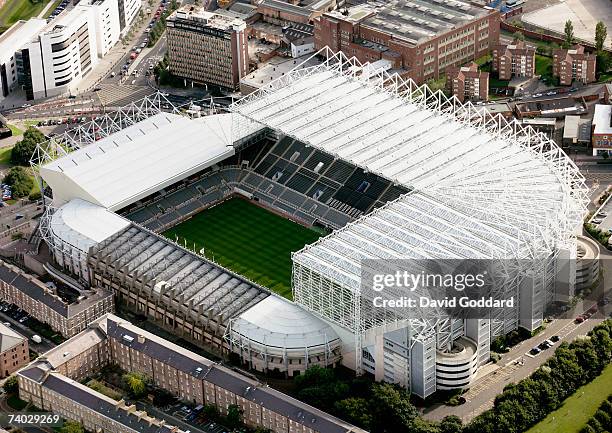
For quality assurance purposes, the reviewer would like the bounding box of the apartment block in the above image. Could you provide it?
[0,260,114,338]
[446,61,489,102]
[18,314,365,433]
[0,323,28,378]
[492,39,535,80]
[553,45,596,86]
[167,6,248,90]
[313,0,500,84]
[0,18,46,105]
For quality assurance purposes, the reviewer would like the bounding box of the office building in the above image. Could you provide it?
[553,45,596,86]
[167,6,248,90]
[492,39,535,80]
[313,0,500,83]
[446,61,488,102]
[0,322,28,378]
[0,18,46,104]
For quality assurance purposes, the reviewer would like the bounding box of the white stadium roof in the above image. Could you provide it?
[49,198,131,254]
[40,113,239,211]
[229,296,340,351]
[232,51,589,292]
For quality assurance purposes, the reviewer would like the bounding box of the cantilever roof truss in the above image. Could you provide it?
[231,48,589,290]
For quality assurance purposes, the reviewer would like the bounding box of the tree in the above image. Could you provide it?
[60,421,84,433]
[513,31,525,41]
[11,127,46,166]
[595,21,608,53]
[122,372,149,398]
[369,383,418,433]
[563,20,575,48]
[3,375,18,393]
[3,166,33,198]
[597,51,610,75]
[334,398,372,430]
[440,415,463,433]
[225,404,243,429]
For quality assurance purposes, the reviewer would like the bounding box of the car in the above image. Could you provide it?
[538,342,550,350]
[18,316,28,323]
[544,339,554,346]
[575,315,584,323]
[592,218,603,224]
[3,322,10,327]
[21,103,31,108]
[145,28,150,33]
[529,347,541,355]
[550,335,560,342]
[110,71,116,77]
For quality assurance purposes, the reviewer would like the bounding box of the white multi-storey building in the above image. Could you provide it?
[0,18,46,105]
[18,6,98,99]
[4,0,138,101]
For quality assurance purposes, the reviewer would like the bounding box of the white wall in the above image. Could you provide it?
[90,0,121,57]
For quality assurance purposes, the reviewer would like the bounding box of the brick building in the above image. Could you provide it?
[0,322,28,378]
[552,45,596,86]
[0,260,113,338]
[313,0,500,84]
[167,6,249,90]
[18,314,365,433]
[446,62,489,102]
[592,104,612,156]
[492,39,535,80]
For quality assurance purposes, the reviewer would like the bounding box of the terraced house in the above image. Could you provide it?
[18,314,365,433]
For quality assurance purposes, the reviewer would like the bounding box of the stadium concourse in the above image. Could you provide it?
[32,48,588,399]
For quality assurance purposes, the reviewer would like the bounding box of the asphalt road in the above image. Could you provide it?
[423,251,612,423]
[0,308,56,354]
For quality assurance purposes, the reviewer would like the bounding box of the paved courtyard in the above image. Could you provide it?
[522,0,612,47]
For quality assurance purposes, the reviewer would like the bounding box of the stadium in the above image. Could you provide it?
[32,48,588,399]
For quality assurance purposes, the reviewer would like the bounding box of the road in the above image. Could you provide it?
[423,249,612,423]
[0,309,56,354]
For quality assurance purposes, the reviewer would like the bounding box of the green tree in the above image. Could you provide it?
[122,372,149,398]
[225,404,243,429]
[513,31,525,41]
[3,166,34,198]
[440,415,463,433]
[369,383,418,433]
[60,421,84,433]
[564,20,575,48]
[334,398,372,430]
[3,375,18,393]
[11,127,46,166]
[595,21,608,53]
[597,52,610,75]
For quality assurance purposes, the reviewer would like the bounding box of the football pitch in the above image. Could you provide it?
[162,198,325,299]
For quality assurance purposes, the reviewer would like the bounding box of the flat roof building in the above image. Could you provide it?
[314,0,500,84]
[0,19,46,105]
[167,6,248,90]
[592,104,612,156]
[563,115,591,146]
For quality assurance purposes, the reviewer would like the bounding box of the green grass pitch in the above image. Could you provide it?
[162,198,325,299]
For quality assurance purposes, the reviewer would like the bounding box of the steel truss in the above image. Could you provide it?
[230,47,590,373]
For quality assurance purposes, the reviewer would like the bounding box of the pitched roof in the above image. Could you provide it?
[0,322,26,353]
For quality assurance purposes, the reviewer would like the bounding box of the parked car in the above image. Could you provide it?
[550,335,560,342]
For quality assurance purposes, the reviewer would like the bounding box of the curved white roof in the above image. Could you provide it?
[232,53,589,292]
[40,113,241,211]
[230,296,339,350]
[49,198,130,253]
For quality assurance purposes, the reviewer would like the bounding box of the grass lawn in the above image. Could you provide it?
[536,55,554,83]
[0,0,50,33]
[162,198,324,299]
[0,146,12,165]
[42,0,60,17]
[526,363,612,433]
[6,124,23,137]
